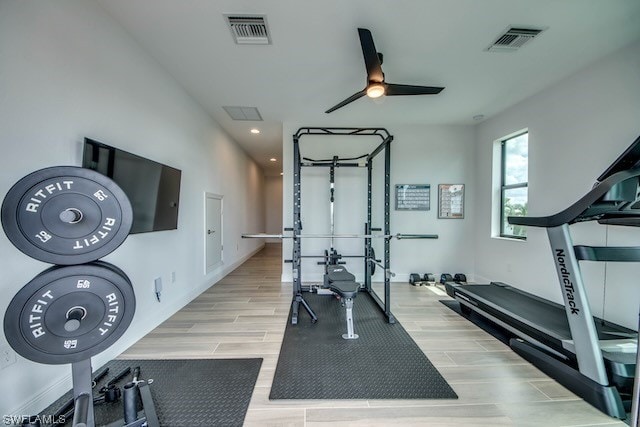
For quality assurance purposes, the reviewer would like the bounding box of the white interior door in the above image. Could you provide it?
[205,193,223,274]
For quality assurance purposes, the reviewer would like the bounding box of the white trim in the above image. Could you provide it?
[491,128,529,238]
[491,235,527,243]
[204,192,224,275]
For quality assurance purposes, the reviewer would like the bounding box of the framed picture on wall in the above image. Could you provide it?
[395,184,430,211]
[438,184,464,219]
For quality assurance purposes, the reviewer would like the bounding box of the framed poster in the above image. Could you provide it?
[395,184,430,211]
[438,184,464,219]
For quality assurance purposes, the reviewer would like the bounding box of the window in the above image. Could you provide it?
[500,132,528,239]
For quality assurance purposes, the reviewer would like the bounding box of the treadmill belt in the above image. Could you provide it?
[454,284,633,341]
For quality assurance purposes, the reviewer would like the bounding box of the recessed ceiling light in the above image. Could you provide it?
[250,128,260,134]
[270,158,277,162]
[280,172,283,176]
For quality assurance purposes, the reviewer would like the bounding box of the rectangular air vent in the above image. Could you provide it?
[225,15,271,45]
[223,106,263,121]
[487,27,545,52]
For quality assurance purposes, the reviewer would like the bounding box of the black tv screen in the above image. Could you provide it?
[82,138,181,234]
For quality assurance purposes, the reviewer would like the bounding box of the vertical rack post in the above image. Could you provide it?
[329,159,336,252]
[384,136,395,323]
[292,136,302,324]
[365,158,373,293]
[291,135,317,324]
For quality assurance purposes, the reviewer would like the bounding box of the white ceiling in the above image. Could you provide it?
[98,0,640,176]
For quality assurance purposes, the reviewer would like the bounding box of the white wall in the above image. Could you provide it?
[264,176,283,243]
[0,0,264,415]
[474,40,640,328]
[281,124,476,283]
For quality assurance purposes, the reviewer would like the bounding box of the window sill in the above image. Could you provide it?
[492,236,527,242]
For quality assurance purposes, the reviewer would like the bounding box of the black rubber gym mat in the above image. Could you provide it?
[270,293,457,400]
[40,358,262,426]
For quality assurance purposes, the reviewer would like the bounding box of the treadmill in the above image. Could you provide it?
[446,135,640,421]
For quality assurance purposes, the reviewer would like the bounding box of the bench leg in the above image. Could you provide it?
[342,298,359,339]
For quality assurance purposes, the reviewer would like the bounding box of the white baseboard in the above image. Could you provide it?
[9,372,74,419]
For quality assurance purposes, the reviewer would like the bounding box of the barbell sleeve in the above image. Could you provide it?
[72,394,90,427]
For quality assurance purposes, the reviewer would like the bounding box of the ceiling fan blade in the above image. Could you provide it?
[325,89,367,113]
[358,28,384,83]
[386,83,444,96]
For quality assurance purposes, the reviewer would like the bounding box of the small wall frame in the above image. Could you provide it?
[438,184,464,219]
[395,184,430,211]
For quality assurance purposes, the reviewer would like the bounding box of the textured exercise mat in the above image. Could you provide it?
[41,358,262,426]
[270,293,457,400]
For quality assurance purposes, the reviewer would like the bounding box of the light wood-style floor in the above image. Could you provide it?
[120,244,626,426]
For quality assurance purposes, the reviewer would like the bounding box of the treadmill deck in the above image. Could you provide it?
[447,282,636,359]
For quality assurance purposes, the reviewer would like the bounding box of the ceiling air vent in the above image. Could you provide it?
[225,15,271,45]
[223,106,263,121]
[487,27,545,52]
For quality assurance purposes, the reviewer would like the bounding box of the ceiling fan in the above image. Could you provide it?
[325,28,445,114]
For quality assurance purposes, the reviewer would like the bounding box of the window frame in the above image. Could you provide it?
[499,132,528,240]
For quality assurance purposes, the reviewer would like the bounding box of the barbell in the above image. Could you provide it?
[242,233,438,240]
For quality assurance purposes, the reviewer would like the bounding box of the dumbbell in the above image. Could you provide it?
[423,273,436,284]
[409,273,422,286]
[454,273,467,283]
[439,273,453,284]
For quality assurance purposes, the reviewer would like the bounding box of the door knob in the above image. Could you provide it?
[207,229,215,235]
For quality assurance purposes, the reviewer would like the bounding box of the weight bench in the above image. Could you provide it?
[324,265,360,339]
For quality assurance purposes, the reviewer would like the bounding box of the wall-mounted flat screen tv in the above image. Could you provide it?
[82,138,182,234]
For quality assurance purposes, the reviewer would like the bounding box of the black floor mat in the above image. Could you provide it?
[270,292,457,400]
[41,358,262,427]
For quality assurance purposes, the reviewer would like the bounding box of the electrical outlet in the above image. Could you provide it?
[0,344,17,369]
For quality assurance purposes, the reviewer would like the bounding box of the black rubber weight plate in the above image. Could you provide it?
[1,166,133,264]
[3,262,135,364]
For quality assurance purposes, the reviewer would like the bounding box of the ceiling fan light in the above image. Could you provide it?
[366,83,385,98]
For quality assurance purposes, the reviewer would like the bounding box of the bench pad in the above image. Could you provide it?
[329,280,359,299]
[326,265,356,283]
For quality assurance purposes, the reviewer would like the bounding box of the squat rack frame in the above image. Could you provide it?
[291,127,396,325]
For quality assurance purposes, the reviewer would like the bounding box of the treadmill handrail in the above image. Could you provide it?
[574,245,640,262]
[509,168,640,228]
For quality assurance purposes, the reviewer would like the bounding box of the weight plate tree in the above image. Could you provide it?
[1,166,133,265]
[3,262,135,365]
